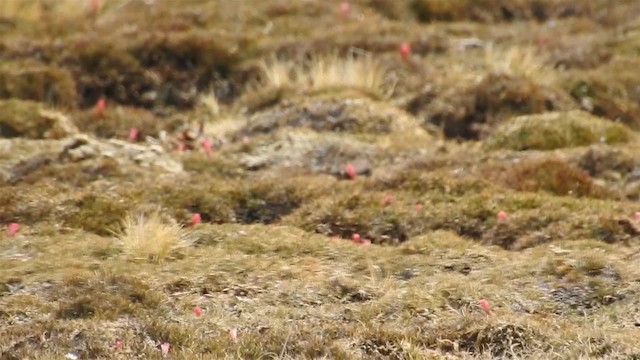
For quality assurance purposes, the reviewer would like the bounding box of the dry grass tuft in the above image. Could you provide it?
[256,53,390,98]
[115,210,195,263]
[484,44,553,83]
[196,93,221,119]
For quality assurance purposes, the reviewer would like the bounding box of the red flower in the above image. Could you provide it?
[95,98,106,117]
[7,222,19,237]
[351,233,361,244]
[128,127,139,142]
[339,2,350,17]
[479,299,491,315]
[202,139,213,157]
[399,43,411,61]
[344,164,356,179]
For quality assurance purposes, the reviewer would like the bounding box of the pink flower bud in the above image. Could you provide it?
[479,299,491,315]
[7,222,19,237]
[399,43,411,61]
[160,342,170,357]
[95,98,106,117]
[89,0,101,13]
[202,139,213,157]
[228,328,238,343]
[339,2,350,17]
[344,164,356,179]
[128,127,139,142]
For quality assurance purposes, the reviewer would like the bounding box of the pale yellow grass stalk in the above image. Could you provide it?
[2,0,90,20]
[1,0,134,21]
[259,59,293,90]
[197,93,221,118]
[257,53,389,97]
[484,44,553,83]
[116,211,195,263]
[196,92,249,138]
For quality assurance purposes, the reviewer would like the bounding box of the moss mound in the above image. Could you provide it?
[411,0,597,23]
[415,73,575,139]
[0,99,77,139]
[4,1,640,359]
[484,110,634,150]
[501,158,609,198]
[71,105,182,139]
[236,94,423,138]
[566,58,640,129]
[0,61,77,108]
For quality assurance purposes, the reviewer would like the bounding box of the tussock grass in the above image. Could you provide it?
[484,44,553,82]
[115,210,195,263]
[1,0,131,20]
[255,53,390,98]
[4,0,640,358]
[196,93,221,119]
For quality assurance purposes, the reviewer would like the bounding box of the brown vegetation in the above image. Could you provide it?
[1,0,640,359]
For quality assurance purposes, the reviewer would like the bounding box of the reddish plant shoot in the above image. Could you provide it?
[95,98,106,117]
[128,127,139,142]
[228,328,238,343]
[7,222,19,237]
[497,211,508,221]
[202,139,213,157]
[383,194,394,206]
[399,42,411,61]
[415,203,423,213]
[114,341,123,351]
[479,299,491,315]
[160,342,170,357]
[193,306,202,317]
[89,0,101,14]
[339,2,350,17]
[344,163,356,179]
[351,233,361,244]
[190,213,201,226]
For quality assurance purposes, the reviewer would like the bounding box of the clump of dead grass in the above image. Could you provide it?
[115,210,195,263]
[484,44,553,83]
[254,52,390,98]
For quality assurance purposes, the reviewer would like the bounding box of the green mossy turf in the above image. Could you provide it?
[2,0,640,359]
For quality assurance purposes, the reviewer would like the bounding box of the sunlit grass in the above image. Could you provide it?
[256,52,390,97]
[115,210,195,263]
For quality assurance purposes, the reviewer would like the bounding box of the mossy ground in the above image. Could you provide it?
[2,0,640,359]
